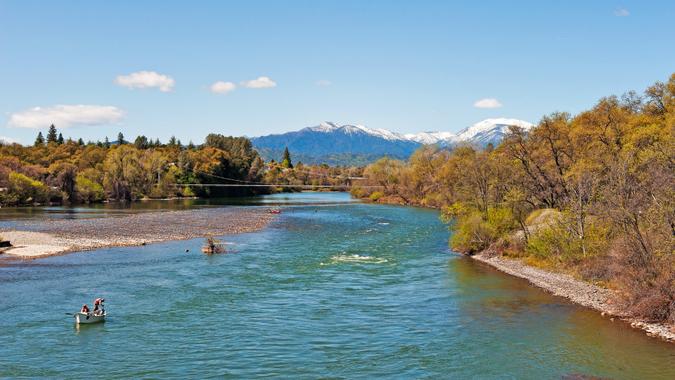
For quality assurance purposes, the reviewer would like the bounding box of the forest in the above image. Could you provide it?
[0,128,358,206]
[355,74,675,324]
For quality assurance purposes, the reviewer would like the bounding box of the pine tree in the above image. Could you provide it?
[34,132,45,146]
[77,138,84,146]
[57,133,64,145]
[168,136,177,147]
[104,136,110,148]
[117,132,125,145]
[187,140,195,150]
[134,135,149,149]
[281,147,293,168]
[46,124,58,143]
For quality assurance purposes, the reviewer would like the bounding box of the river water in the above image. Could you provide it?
[1,193,673,379]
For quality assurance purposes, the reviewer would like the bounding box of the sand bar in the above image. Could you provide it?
[0,207,275,259]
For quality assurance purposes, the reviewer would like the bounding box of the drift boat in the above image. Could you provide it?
[74,311,106,324]
[74,297,106,324]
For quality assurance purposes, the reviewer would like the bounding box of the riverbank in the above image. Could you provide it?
[365,196,675,343]
[0,207,275,259]
[472,252,675,343]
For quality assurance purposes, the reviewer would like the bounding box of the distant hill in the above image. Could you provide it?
[251,118,534,165]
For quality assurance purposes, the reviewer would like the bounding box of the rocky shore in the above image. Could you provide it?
[472,252,675,343]
[0,207,275,259]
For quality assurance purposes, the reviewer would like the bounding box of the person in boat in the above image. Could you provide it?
[81,304,90,314]
[93,298,105,316]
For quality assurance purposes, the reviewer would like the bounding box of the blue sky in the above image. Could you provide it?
[1,0,674,144]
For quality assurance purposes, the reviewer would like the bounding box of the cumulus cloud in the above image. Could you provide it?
[614,8,630,16]
[241,76,277,89]
[115,70,175,92]
[210,81,237,94]
[315,79,332,86]
[0,136,18,144]
[473,98,503,109]
[8,105,125,129]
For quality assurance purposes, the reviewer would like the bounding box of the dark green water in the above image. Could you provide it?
[1,193,673,379]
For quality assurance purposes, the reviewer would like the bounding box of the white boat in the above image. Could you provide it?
[74,311,106,324]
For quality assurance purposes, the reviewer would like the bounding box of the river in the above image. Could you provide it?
[1,192,673,378]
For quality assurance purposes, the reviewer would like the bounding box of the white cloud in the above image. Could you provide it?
[0,136,18,144]
[614,8,630,16]
[115,70,175,92]
[210,81,237,94]
[8,105,125,129]
[473,98,503,109]
[315,79,332,86]
[241,76,277,89]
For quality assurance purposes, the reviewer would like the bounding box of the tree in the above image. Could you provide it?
[117,132,126,145]
[77,138,85,146]
[57,133,64,145]
[50,163,77,202]
[281,147,293,168]
[6,172,50,204]
[34,132,45,147]
[134,135,149,149]
[104,136,110,148]
[46,124,58,144]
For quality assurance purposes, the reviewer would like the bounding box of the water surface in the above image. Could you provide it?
[1,193,673,379]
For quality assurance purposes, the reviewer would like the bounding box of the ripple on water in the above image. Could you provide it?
[321,253,390,266]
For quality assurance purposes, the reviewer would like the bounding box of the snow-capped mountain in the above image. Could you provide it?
[251,118,534,165]
[404,118,534,146]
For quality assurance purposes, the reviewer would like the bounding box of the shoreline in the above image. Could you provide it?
[0,207,275,260]
[367,197,675,343]
[471,252,675,343]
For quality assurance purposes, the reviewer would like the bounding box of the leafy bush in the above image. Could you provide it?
[6,172,49,205]
[75,174,104,203]
[449,206,517,254]
[369,191,384,202]
[525,215,610,264]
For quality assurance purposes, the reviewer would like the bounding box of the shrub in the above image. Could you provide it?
[6,172,49,204]
[75,174,105,203]
[525,215,610,264]
[369,191,384,202]
[449,207,517,254]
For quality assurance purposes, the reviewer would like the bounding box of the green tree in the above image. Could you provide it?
[117,132,126,145]
[57,133,64,145]
[134,135,149,149]
[7,172,50,204]
[34,132,45,147]
[46,124,58,144]
[281,147,293,168]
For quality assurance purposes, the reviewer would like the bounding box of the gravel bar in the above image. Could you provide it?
[0,207,275,259]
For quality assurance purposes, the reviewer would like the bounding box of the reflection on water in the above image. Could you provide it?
[0,192,673,379]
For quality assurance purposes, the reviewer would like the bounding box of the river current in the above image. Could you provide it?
[1,193,673,379]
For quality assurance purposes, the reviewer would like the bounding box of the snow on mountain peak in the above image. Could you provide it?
[452,118,534,141]
[309,122,406,141]
[306,118,533,146]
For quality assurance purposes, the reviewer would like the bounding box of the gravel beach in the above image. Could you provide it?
[0,207,275,259]
[472,252,675,343]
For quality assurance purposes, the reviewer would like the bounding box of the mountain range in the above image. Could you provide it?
[251,118,534,166]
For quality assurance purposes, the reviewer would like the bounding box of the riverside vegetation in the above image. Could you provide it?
[354,74,675,327]
[0,129,359,206]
